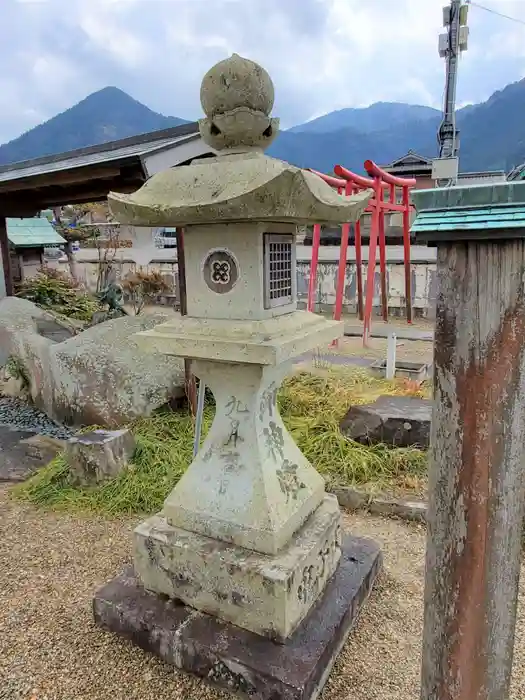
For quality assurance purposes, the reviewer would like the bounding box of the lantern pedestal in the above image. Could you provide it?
[94,535,381,700]
[134,494,342,642]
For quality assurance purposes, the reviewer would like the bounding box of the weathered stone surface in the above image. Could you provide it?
[108,54,372,228]
[0,297,185,427]
[66,429,135,486]
[332,487,370,511]
[369,496,427,522]
[340,395,431,448]
[333,487,427,522]
[199,53,278,151]
[135,495,341,641]
[20,433,65,463]
[35,318,76,343]
[0,425,54,482]
[94,535,382,700]
[159,361,326,556]
[109,153,371,229]
[368,359,430,382]
[135,308,344,363]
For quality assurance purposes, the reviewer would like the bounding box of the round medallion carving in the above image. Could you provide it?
[203,249,239,294]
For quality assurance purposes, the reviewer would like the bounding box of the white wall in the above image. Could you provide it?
[67,236,437,316]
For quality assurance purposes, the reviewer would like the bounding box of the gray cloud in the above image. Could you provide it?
[2,0,525,143]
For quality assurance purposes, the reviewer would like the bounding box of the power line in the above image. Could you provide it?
[467,1,525,27]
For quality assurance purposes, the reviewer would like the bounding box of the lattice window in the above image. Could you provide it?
[263,233,294,309]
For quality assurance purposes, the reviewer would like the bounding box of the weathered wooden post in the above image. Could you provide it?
[175,226,197,415]
[412,182,525,700]
[0,215,13,296]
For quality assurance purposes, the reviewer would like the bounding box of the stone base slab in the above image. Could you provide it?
[93,535,382,700]
[340,395,431,449]
[134,494,342,641]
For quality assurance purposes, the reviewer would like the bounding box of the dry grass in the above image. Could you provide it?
[13,367,430,515]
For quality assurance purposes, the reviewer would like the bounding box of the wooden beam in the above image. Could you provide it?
[421,240,525,700]
[0,166,123,194]
[0,162,145,213]
[0,200,42,217]
[0,177,144,213]
[37,182,144,207]
[0,216,13,295]
[176,227,197,416]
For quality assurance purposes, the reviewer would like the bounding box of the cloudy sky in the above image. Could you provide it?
[1,0,525,143]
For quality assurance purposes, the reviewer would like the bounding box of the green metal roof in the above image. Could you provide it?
[411,205,525,234]
[411,182,525,243]
[6,217,66,248]
[412,181,525,212]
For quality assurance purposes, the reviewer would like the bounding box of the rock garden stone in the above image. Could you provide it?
[340,395,431,448]
[0,425,64,482]
[19,434,65,464]
[0,296,185,427]
[65,429,135,486]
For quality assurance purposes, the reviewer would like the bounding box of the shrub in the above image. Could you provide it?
[5,356,30,390]
[16,267,101,321]
[121,269,171,315]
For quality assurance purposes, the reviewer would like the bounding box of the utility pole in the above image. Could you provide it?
[433,0,469,185]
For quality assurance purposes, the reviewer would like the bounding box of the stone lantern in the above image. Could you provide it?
[95,54,382,700]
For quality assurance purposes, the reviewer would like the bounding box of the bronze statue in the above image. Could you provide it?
[90,282,128,326]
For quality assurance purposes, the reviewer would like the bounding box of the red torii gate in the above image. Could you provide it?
[307,161,416,344]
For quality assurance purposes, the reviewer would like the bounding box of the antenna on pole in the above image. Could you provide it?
[432,0,469,187]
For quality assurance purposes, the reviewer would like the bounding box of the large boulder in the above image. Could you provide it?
[340,395,431,448]
[0,297,185,427]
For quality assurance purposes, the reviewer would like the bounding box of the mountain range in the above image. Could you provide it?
[1,78,525,174]
[0,87,188,166]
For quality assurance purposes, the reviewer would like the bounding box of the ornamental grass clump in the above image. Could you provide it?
[14,367,429,515]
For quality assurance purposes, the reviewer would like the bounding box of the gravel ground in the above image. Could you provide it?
[0,486,523,700]
[0,398,73,441]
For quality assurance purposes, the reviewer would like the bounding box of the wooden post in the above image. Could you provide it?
[0,215,13,295]
[415,186,525,700]
[402,185,412,324]
[355,220,364,321]
[378,187,388,322]
[175,226,197,416]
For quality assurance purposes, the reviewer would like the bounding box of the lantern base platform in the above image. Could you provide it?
[133,310,344,366]
[93,536,382,700]
[133,495,342,641]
